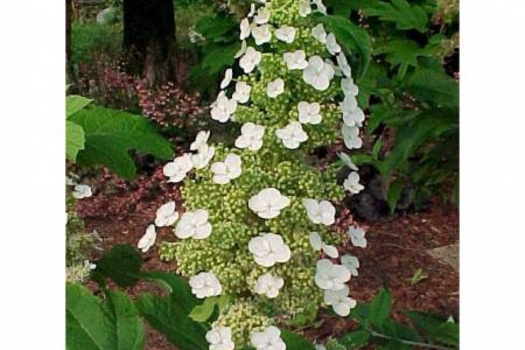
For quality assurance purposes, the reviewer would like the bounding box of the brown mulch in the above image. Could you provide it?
[83,198,458,350]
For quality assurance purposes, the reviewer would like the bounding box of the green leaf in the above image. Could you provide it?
[432,322,459,347]
[195,15,236,40]
[217,294,231,312]
[405,311,459,347]
[92,244,143,288]
[69,107,173,179]
[338,152,359,170]
[66,283,145,350]
[405,69,459,108]
[405,310,444,335]
[369,286,392,326]
[318,15,372,80]
[339,329,371,348]
[374,39,426,78]
[66,121,85,162]
[281,330,316,350]
[372,137,383,158]
[189,297,218,323]
[387,179,404,214]
[135,273,208,350]
[141,272,199,314]
[67,95,93,118]
[324,0,379,17]
[364,0,428,33]
[367,105,394,134]
[192,42,240,81]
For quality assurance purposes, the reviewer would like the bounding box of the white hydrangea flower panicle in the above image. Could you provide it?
[163,153,193,183]
[255,272,284,298]
[206,326,235,350]
[154,0,369,340]
[235,122,265,151]
[249,188,291,219]
[341,254,360,276]
[189,271,222,298]
[233,81,252,104]
[251,326,286,350]
[240,46,262,73]
[275,25,296,43]
[276,121,308,149]
[284,50,308,70]
[191,144,216,169]
[348,225,367,248]
[303,56,335,91]
[303,199,336,226]
[211,154,243,185]
[175,209,213,239]
[266,78,285,98]
[154,201,179,227]
[252,24,272,45]
[309,232,339,258]
[137,224,156,253]
[315,259,351,291]
[190,130,211,151]
[344,172,364,194]
[72,184,92,199]
[298,101,322,125]
[324,286,356,317]
[248,233,292,267]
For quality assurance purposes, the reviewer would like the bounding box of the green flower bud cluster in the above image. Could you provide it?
[214,298,271,345]
[66,261,93,284]
[66,199,94,284]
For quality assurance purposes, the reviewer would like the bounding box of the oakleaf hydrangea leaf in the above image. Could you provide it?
[66,283,145,350]
[69,107,173,179]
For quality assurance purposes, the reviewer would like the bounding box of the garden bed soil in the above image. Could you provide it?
[84,199,458,350]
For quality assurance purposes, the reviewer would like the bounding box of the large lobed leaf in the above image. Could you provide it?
[405,68,459,108]
[66,95,93,118]
[69,107,173,179]
[66,283,145,350]
[135,272,209,350]
[91,244,143,288]
[66,121,85,162]
[364,0,429,33]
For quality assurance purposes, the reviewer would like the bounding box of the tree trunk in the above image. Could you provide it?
[123,0,176,86]
[66,0,72,78]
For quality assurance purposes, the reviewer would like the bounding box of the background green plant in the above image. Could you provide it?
[71,22,123,66]
[325,0,459,211]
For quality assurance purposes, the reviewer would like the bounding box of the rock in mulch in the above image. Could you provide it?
[427,242,459,271]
